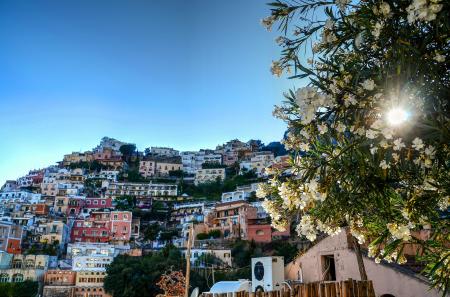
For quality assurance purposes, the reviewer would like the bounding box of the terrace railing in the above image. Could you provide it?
[202,279,376,297]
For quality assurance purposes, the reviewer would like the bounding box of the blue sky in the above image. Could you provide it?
[0,0,293,184]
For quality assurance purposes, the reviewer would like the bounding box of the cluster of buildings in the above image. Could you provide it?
[0,137,290,296]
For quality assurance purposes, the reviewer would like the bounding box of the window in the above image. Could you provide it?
[322,255,336,281]
[256,230,265,236]
[0,274,9,283]
[12,260,22,269]
[25,259,35,268]
[12,273,23,282]
[93,200,98,205]
[101,200,106,205]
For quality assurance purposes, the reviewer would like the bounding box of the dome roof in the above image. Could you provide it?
[209,281,251,294]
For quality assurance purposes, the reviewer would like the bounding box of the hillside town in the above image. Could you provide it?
[0,137,292,297]
[2,0,449,295]
[0,137,442,297]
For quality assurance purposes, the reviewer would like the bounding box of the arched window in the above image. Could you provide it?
[0,274,9,283]
[12,260,22,269]
[12,273,23,282]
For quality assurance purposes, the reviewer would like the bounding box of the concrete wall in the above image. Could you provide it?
[285,230,441,297]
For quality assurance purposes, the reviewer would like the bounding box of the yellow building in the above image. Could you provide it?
[194,168,226,185]
[63,152,93,166]
[156,162,182,176]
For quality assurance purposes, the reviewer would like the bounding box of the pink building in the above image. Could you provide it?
[110,211,132,241]
[85,197,112,209]
[67,197,85,217]
[70,210,132,243]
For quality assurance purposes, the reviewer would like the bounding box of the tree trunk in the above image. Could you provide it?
[352,236,368,281]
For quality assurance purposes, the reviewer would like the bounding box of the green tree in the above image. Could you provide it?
[0,281,38,297]
[259,0,449,293]
[114,195,136,211]
[143,223,161,241]
[119,144,137,158]
[104,246,208,297]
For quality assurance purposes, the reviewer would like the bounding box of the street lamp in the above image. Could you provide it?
[386,107,408,126]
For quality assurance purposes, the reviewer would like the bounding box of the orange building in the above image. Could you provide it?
[0,221,24,254]
[44,270,77,286]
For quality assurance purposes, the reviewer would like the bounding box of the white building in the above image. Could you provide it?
[106,182,178,198]
[148,147,179,157]
[240,152,275,177]
[221,190,251,203]
[0,191,41,204]
[1,181,18,192]
[172,202,206,225]
[68,243,130,272]
[93,137,126,153]
[87,170,119,181]
[181,151,223,174]
[182,248,232,268]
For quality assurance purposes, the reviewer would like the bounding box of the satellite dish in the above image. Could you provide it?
[190,287,199,297]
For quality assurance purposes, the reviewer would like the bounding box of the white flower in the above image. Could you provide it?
[335,122,346,133]
[300,129,311,140]
[368,245,377,258]
[366,129,378,139]
[361,79,376,91]
[261,16,276,31]
[296,215,317,241]
[299,143,310,152]
[406,0,443,23]
[392,153,400,162]
[379,160,390,169]
[317,123,328,134]
[335,0,350,12]
[411,137,424,151]
[275,36,286,45]
[370,146,378,155]
[398,255,407,264]
[344,94,358,107]
[324,18,335,30]
[424,145,436,158]
[438,196,449,211]
[312,43,321,53]
[375,257,381,264]
[434,53,445,63]
[371,22,384,39]
[379,2,391,16]
[271,61,283,77]
[355,127,365,136]
[316,220,341,236]
[393,138,406,151]
[379,140,389,148]
[387,223,412,241]
[322,31,338,44]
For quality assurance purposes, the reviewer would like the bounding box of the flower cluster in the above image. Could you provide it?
[294,87,333,125]
[262,0,449,289]
[387,223,412,241]
[406,0,443,23]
